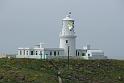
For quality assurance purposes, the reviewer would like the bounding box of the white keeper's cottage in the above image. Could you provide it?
[16,13,107,60]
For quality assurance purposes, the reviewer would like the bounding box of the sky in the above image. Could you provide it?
[0,0,124,59]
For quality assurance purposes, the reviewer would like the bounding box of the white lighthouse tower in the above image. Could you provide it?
[59,12,77,56]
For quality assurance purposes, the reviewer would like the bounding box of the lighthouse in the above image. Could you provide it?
[59,12,77,56]
[16,12,107,60]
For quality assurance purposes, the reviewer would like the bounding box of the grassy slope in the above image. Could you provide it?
[0,58,124,83]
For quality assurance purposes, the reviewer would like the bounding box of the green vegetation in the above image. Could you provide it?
[0,58,124,83]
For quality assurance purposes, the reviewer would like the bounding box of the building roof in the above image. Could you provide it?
[18,47,64,51]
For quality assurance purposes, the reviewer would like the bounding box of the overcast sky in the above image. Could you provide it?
[0,0,124,59]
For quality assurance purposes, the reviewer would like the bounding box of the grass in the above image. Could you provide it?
[0,58,124,83]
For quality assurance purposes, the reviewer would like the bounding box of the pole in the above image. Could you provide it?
[68,46,70,70]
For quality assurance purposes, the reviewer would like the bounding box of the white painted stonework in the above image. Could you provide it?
[59,14,76,56]
[16,13,107,60]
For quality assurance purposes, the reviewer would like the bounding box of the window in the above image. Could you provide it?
[78,52,79,56]
[76,50,77,56]
[54,51,56,56]
[50,51,52,56]
[88,54,90,56]
[26,51,28,55]
[58,51,59,55]
[36,51,38,55]
[31,51,33,55]
[82,53,85,56]
[66,40,68,43]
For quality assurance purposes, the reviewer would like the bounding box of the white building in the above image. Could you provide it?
[83,45,107,60]
[16,13,107,60]
[0,53,7,58]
